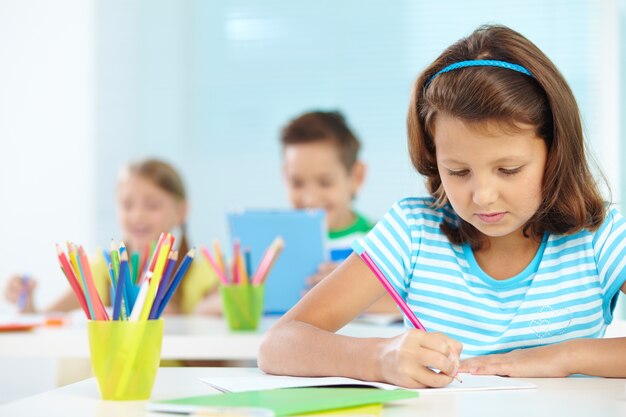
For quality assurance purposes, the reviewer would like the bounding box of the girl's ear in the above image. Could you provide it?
[350,161,367,195]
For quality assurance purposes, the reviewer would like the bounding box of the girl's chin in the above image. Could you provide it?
[127,237,153,251]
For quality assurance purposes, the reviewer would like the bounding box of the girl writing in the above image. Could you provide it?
[259,24,626,387]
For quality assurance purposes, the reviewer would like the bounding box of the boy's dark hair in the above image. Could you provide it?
[407,24,606,249]
[280,111,361,170]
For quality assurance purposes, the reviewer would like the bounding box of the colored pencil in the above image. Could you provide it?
[17,275,30,312]
[201,246,229,284]
[101,249,115,293]
[148,250,177,320]
[213,239,225,277]
[130,251,140,284]
[359,250,462,383]
[110,240,120,285]
[156,248,195,318]
[138,235,172,320]
[359,251,425,330]
[244,247,252,278]
[113,250,128,320]
[252,237,284,285]
[56,245,91,318]
[237,242,249,285]
[232,239,241,284]
[78,246,109,321]
[68,243,94,319]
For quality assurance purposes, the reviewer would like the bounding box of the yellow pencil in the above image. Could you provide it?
[138,234,172,320]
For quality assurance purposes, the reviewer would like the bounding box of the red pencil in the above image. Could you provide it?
[56,245,90,318]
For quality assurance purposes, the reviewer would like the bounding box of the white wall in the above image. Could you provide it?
[0,0,96,403]
[0,0,96,313]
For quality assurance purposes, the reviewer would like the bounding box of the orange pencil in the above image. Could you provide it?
[78,246,109,320]
[238,246,249,285]
[201,246,229,285]
[212,239,225,277]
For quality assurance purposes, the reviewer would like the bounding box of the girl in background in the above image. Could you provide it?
[4,158,221,315]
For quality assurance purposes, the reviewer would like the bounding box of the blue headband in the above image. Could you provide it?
[428,60,535,83]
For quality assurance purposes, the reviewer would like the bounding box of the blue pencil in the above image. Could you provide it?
[156,248,195,318]
[244,248,252,278]
[113,251,129,320]
[118,243,133,315]
[18,275,30,311]
[148,251,178,320]
[102,248,118,304]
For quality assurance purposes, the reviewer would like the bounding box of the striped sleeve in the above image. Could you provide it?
[352,199,417,300]
[592,207,626,321]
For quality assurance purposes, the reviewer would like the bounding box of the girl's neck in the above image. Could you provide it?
[474,230,543,280]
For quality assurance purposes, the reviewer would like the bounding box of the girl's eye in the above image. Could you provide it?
[500,167,522,176]
[447,169,469,177]
[290,179,304,189]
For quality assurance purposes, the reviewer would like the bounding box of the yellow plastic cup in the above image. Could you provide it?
[87,319,164,401]
[220,285,265,331]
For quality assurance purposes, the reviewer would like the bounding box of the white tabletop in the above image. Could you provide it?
[0,367,625,417]
[1,315,624,361]
[0,315,405,360]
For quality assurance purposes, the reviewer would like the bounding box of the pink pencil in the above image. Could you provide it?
[361,251,463,383]
[251,237,284,285]
[359,251,426,331]
[201,246,229,285]
[232,239,241,285]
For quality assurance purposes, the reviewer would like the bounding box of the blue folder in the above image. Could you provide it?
[227,209,327,314]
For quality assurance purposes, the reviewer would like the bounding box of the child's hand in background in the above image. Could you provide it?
[304,262,340,291]
[459,343,570,377]
[4,274,37,313]
[377,330,462,388]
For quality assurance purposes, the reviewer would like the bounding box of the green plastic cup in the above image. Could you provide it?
[220,285,265,331]
[87,319,163,400]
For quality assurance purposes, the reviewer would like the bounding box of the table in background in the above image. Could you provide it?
[0,315,405,360]
[1,367,625,417]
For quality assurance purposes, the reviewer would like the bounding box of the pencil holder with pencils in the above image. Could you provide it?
[220,284,265,331]
[202,237,284,331]
[56,232,196,400]
[88,319,163,400]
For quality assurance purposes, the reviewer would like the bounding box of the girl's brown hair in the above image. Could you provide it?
[407,24,605,249]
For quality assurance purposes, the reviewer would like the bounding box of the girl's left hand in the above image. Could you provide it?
[459,344,572,377]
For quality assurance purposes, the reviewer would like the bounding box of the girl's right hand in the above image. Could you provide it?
[4,275,37,313]
[377,330,462,388]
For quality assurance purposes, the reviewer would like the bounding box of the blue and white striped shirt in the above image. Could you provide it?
[353,197,626,357]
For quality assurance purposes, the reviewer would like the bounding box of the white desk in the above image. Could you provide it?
[0,316,404,360]
[1,367,625,417]
[0,315,403,403]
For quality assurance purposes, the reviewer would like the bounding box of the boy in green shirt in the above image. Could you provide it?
[280,110,395,313]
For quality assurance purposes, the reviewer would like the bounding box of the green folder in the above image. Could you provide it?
[147,387,419,415]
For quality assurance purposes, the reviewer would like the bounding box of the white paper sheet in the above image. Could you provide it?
[200,369,536,393]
